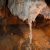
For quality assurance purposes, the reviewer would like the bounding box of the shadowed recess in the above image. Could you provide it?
[45,0,50,7]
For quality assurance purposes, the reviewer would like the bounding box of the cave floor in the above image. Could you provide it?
[0,20,50,50]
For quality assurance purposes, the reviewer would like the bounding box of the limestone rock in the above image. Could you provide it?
[8,0,46,21]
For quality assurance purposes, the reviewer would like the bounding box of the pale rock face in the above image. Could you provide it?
[8,0,47,21]
[29,1,46,22]
[41,6,50,19]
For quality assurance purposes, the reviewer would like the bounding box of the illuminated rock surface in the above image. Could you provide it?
[8,0,46,21]
[0,0,50,50]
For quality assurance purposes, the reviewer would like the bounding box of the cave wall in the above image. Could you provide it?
[0,0,49,21]
[8,0,46,21]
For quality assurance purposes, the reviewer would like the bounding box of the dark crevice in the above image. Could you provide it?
[8,25,23,37]
[5,0,8,7]
[45,0,50,7]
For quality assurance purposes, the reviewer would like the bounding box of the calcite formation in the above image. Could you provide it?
[0,0,50,50]
[0,0,6,9]
[8,0,46,21]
